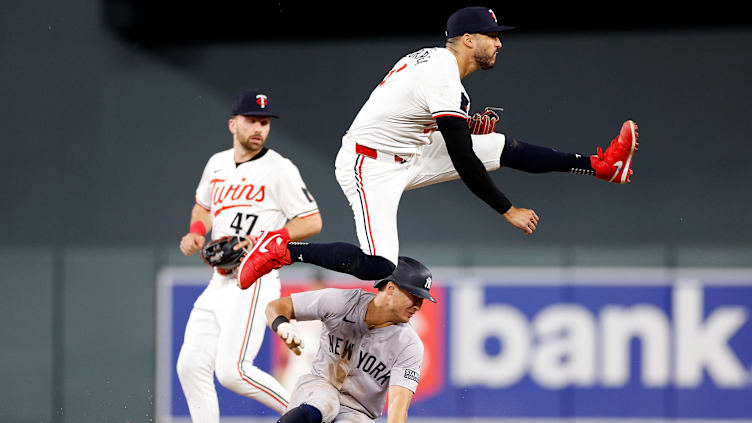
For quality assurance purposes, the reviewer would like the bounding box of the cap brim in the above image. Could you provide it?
[401,284,437,303]
[235,112,280,118]
[481,24,515,33]
[447,25,515,38]
[374,279,437,303]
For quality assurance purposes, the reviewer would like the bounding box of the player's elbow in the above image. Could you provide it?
[313,215,323,235]
[266,296,295,324]
[265,300,281,326]
[306,213,323,237]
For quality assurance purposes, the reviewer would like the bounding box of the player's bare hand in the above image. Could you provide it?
[180,233,206,256]
[232,235,256,251]
[503,206,539,235]
[276,322,304,355]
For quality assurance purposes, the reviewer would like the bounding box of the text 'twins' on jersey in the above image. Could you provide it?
[195,148,319,241]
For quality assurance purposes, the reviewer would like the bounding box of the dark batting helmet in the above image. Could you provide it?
[374,256,436,303]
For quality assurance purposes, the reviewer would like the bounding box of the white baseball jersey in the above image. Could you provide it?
[195,148,319,241]
[177,147,320,422]
[343,47,471,155]
[290,288,424,419]
[334,47,504,265]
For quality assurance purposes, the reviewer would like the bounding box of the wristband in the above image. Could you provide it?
[271,315,290,332]
[189,221,207,236]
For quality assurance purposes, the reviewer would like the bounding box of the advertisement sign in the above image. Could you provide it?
[157,267,752,422]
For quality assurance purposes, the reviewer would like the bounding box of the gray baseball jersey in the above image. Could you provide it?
[290,288,424,419]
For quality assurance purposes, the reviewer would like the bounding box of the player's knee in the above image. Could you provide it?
[380,257,397,277]
[504,137,522,155]
[353,253,395,280]
[499,137,526,168]
[214,361,243,391]
[176,349,204,383]
[277,404,323,423]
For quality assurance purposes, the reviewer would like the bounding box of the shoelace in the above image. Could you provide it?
[596,137,623,161]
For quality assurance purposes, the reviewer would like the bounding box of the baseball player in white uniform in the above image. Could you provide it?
[236,6,639,289]
[177,89,322,422]
[265,256,435,423]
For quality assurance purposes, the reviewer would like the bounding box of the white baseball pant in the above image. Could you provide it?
[335,132,505,266]
[176,270,289,422]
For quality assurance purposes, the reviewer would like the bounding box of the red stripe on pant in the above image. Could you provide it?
[236,279,288,408]
[356,156,376,255]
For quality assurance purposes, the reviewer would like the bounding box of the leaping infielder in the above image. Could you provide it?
[237,6,639,290]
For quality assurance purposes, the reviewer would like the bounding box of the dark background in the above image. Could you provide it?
[3,0,752,248]
[103,1,751,44]
[1,1,751,422]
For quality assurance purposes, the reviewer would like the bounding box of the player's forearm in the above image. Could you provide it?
[266,297,296,329]
[284,213,322,241]
[386,387,413,423]
[190,204,213,234]
[387,410,408,423]
[436,116,512,214]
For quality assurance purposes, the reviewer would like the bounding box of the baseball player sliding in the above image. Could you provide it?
[177,89,322,422]
[236,6,639,290]
[266,257,436,423]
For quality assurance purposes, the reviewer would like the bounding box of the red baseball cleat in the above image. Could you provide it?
[591,120,639,184]
[237,228,292,290]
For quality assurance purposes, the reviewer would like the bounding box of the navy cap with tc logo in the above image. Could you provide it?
[445,6,514,38]
[231,89,280,118]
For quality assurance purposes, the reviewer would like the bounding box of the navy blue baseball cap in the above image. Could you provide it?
[375,256,436,303]
[231,89,279,118]
[446,6,514,38]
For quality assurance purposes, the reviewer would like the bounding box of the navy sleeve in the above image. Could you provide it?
[435,116,512,214]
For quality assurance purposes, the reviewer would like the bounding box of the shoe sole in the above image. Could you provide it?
[615,120,638,184]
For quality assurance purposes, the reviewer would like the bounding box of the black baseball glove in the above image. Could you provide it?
[200,235,249,270]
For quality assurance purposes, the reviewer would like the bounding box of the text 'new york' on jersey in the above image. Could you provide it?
[290,288,424,419]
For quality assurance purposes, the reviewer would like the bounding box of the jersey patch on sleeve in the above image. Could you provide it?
[404,369,420,383]
[460,92,470,115]
[301,187,314,202]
